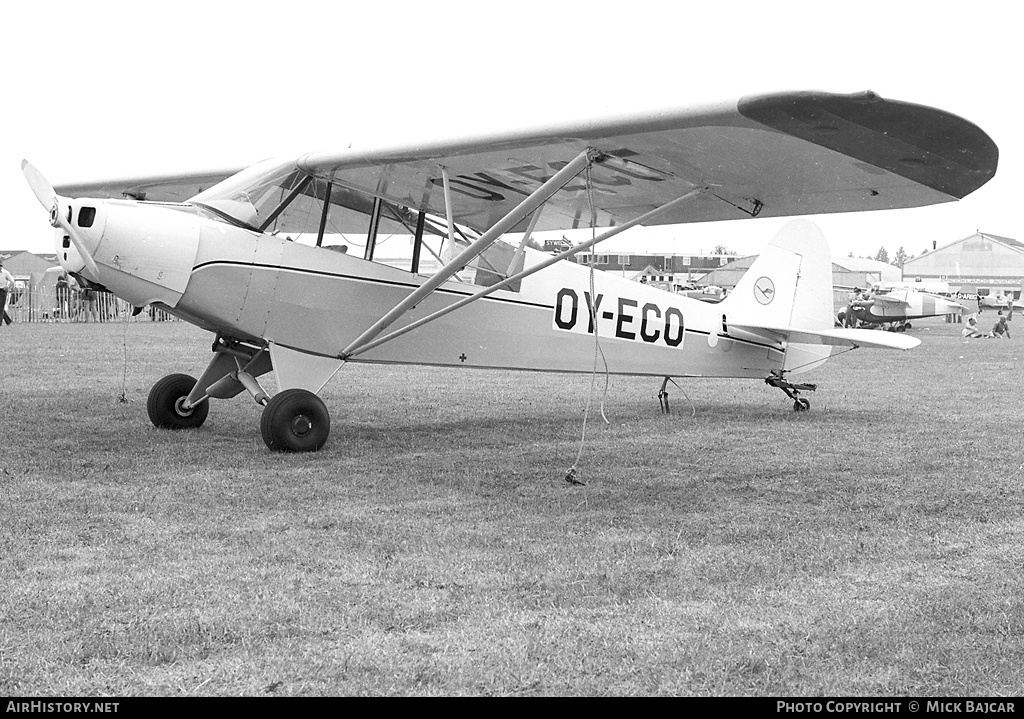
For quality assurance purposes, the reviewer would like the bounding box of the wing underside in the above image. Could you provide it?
[52,90,998,237]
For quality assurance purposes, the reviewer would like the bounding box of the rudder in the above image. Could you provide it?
[721,219,834,373]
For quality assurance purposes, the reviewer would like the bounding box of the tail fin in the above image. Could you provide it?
[721,219,835,373]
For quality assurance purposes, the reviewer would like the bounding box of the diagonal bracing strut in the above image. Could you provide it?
[341,185,709,360]
[338,148,602,360]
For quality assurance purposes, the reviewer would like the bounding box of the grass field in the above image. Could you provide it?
[1,316,1022,696]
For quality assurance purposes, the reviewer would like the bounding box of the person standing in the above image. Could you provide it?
[55,272,69,320]
[0,260,14,327]
[82,285,98,322]
[845,288,861,328]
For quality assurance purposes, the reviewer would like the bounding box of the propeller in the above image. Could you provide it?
[21,159,99,276]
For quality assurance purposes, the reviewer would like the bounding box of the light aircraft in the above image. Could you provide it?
[22,90,998,451]
[841,286,968,331]
[978,292,1024,312]
[682,285,726,303]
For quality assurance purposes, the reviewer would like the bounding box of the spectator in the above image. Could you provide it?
[962,316,984,338]
[845,288,861,328]
[0,260,13,326]
[991,311,1010,339]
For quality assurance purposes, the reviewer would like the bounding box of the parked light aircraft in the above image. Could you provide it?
[841,286,968,331]
[978,292,1024,312]
[23,90,998,451]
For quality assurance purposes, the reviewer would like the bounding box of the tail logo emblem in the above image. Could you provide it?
[754,277,775,305]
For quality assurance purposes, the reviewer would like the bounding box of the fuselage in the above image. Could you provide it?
[57,196,788,380]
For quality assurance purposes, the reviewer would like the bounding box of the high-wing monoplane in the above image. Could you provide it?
[842,286,968,331]
[979,292,1024,313]
[23,90,998,451]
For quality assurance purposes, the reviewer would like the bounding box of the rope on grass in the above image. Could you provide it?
[565,162,610,488]
[118,310,131,403]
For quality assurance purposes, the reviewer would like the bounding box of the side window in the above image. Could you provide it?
[78,206,96,228]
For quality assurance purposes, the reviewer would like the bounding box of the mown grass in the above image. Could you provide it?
[1,317,1022,696]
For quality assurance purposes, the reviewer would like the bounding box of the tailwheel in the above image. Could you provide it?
[147,373,209,429]
[765,370,817,413]
[260,389,330,452]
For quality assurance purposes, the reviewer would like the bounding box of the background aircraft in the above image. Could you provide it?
[978,292,1024,312]
[23,90,998,451]
[840,286,967,331]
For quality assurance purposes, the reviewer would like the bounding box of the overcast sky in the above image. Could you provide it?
[3,0,1019,262]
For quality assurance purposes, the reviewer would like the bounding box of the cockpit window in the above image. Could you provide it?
[188,157,526,293]
[191,158,420,239]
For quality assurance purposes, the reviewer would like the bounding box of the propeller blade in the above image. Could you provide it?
[22,160,99,277]
[67,229,100,277]
[21,159,56,210]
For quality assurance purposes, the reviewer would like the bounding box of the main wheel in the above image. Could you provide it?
[147,373,209,429]
[260,389,330,452]
[793,398,811,412]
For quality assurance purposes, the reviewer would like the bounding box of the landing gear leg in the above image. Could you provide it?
[765,370,816,412]
[658,376,671,413]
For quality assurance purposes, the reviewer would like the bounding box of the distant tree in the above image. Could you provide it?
[891,246,910,269]
[713,244,736,255]
[873,247,890,264]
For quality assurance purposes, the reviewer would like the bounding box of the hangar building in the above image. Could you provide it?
[900,232,1024,301]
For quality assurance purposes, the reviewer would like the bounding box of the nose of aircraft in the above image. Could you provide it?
[22,160,99,277]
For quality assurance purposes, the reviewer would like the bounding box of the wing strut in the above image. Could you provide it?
[342,185,708,360]
[440,166,458,264]
[339,148,603,360]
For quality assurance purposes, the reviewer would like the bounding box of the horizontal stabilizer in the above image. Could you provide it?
[730,323,920,350]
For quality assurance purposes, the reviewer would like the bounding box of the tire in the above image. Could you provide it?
[147,373,208,429]
[793,398,811,412]
[260,389,330,452]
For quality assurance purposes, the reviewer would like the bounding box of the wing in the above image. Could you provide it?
[730,323,921,350]
[54,167,245,202]
[51,90,998,236]
[866,291,911,307]
[296,90,998,233]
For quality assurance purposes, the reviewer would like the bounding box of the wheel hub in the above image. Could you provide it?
[290,414,312,437]
[174,397,194,417]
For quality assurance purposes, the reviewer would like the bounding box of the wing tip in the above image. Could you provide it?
[738,90,999,200]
